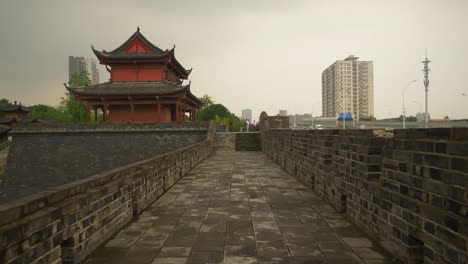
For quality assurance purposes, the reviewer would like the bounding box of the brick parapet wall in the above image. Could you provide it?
[2,122,211,202]
[260,115,468,264]
[0,132,214,263]
[381,128,468,263]
[10,122,211,133]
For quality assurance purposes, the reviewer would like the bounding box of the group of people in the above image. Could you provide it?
[244,119,258,132]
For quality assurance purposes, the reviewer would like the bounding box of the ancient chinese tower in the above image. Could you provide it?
[66,27,202,122]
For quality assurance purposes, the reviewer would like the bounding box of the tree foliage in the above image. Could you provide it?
[0,99,12,118]
[69,72,91,87]
[56,71,91,122]
[28,104,60,120]
[7,72,91,122]
[197,104,230,121]
[199,94,215,109]
[197,103,244,131]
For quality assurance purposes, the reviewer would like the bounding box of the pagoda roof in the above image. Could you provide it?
[0,104,32,113]
[92,48,173,60]
[111,27,165,54]
[0,117,48,125]
[65,81,202,106]
[92,28,191,79]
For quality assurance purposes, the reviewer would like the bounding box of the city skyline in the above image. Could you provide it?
[1,1,467,119]
[68,56,100,85]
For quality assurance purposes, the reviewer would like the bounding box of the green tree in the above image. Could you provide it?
[69,72,91,87]
[0,99,12,118]
[28,104,60,121]
[57,72,91,122]
[216,114,244,132]
[197,103,244,131]
[199,94,215,108]
[197,104,230,121]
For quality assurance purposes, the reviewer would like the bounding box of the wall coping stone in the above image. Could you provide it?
[10,121,211,133]
[10,128,208,135]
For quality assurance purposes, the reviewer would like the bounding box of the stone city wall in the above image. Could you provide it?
[1,122,211,202]
[260,114,467,264]
[259,111,289,131]
[0,122,215,264]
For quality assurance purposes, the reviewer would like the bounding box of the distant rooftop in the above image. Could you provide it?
[344,55,359,61]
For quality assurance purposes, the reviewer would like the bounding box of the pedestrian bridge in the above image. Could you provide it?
[0,113,466,264]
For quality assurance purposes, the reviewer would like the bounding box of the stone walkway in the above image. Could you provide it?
[86,151,393,264]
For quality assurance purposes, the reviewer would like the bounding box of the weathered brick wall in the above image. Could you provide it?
[261,118,468,263]
[381,129,468,263]
[259,111,289,130]
[235,132,262,151]
[0,135,213,264]
[1,122,210,202]
[214,132,236,152]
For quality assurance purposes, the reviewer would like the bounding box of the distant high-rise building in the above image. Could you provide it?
[242,109,252,121]
[416,112,430,122]
[322,55,374,120]
[279,110,287,116]
[69,56,99,84]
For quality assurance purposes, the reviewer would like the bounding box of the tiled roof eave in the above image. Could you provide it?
[65,81,190,97]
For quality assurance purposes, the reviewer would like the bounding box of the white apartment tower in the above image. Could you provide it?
[241,109,252,121]
[322,55,374,120]
[69,56,100,85]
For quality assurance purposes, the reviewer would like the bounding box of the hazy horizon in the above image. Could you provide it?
[1,0,467,120]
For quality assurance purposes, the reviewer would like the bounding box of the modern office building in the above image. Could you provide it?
[241,109,252,121]
[322,55,374,120]
[69,56,100,84]
[279,110,287,116]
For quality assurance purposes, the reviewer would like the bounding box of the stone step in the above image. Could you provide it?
[214,132,236,152]
[235,132,262,151]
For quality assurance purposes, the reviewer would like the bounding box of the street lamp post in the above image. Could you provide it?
[403,80,417,129]
[412,100,422,113]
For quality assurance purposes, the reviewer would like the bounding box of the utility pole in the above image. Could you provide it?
[422,49,431,127]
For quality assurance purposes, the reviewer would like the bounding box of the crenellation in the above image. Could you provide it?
[260,112,468,263]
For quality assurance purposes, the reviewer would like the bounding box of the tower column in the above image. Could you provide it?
[103,104,108,122]
[85,104,90,123]
[157,100,161,122]
[94,108,97,123]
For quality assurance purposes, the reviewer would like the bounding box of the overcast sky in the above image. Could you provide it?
[1,0,467,119]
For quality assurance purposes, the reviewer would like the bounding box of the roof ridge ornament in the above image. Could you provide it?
[137,26,140,32]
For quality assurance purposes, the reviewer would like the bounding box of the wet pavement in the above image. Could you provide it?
[85,151,393,264]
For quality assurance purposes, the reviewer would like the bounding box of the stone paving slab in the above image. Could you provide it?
[85,151,393,264]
